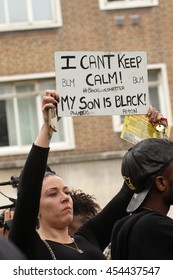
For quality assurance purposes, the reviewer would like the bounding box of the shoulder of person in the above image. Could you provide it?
[0,234,26,260]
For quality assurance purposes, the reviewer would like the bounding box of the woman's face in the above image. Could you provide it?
[39,175,73,228]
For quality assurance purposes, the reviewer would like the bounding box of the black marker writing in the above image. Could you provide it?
[80,54,115,69]
[79,96,101,110]
[118,53,142,69]
[115,93,146,107]
[61,95,76,111]
[61,56,76,69]
[86,71,122,86]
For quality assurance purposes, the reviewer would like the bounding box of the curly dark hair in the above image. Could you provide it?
[70,189,101,216]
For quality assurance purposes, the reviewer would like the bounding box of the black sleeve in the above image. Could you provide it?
[77,182,133,251]
[9,144,49,247]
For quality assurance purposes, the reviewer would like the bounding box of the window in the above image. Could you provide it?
[112,64,172,132]
[99,0,159,10]
[0,73,75,156]
[0,0,62,32]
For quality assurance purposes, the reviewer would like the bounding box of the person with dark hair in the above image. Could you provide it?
[69,189,101,237]
[111,137,173,260]
[8,89,134,260]
[8,90,163,260]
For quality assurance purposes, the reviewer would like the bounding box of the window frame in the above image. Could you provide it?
[98,0,159,10]
[112,64,172,132]
[0,72,75,156]
[0,0,62,32]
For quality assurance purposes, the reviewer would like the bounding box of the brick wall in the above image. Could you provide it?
[0,0,172,162]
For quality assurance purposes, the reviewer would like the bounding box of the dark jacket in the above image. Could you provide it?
[111,209,173,260]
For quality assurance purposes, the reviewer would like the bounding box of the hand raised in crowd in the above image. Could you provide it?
[34,90,59,147]
[42,89,59,124]
[147,105,168,126]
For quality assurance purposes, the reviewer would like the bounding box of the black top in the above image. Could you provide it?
[9,144,132,260]
[111,209,173,260]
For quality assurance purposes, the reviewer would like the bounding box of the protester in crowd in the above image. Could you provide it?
[1,170,100,239]
[69,189,113,260]
[1,185,107,259]
[111,136,173,260]
[8,89,134,260]
[69,189,101,237]
[9,89,164,260]
[68,189,114,259]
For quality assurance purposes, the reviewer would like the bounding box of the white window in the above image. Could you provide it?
[99,0,159,10]
[112,64,172,132]
[0,0,62,32]
[0,73,75,156]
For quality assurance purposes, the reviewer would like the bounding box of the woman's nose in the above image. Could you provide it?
[61,192,70,202]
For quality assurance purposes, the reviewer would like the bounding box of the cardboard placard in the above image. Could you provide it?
[54,51,149,117]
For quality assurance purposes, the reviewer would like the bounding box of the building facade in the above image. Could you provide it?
[0,0,173,214]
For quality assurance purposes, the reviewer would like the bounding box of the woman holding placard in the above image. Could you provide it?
[9,90,164,260]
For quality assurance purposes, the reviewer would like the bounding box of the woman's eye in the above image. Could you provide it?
[49,192,57,197]
[65,191,71,196]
